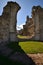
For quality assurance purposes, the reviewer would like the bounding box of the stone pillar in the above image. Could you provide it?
[39,10,43,41]
[32,6,40,40]
[0,1,21,42]
[8,2,21,41]
[34,14,40,40]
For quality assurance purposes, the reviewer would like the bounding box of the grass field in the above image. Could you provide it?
[7,41,43,54]
[19,41,43,53]
[18,35,32,39]
[18,35,29,38]
[0,41,43,65]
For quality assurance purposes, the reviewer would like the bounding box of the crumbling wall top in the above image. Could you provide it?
[32,6,43,15]
[3,1,21,11]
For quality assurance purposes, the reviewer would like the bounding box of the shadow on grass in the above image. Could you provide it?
[0,54,24,65]
[4,42,35,65]
[0,42,36,65]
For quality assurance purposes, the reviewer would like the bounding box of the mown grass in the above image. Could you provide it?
[19,41,43,53]
[0,41,43,65]
[17,35,31,39]
[7,41,43,54]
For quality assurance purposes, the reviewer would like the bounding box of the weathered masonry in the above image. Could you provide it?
[32,6,43,41]
[19,6,43,41]
[0,2,43,42]
[0,1,21,42]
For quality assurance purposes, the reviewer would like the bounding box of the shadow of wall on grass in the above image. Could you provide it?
[7,42,36,65]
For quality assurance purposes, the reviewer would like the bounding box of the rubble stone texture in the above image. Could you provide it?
[23,16,34,37]
[21,6,43,41]
[0,1,21,42]
[32,6,43,41]
[0,2,43,42]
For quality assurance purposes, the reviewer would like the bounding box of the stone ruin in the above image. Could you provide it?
[0,2,43,42]
[22,16,34,37]
[0,1,21,42]
[19,6,43,41]
[32,6,43,41]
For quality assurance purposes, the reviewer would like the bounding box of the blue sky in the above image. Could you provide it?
[0,0,43,30]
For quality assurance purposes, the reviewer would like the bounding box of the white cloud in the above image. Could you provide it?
[17,23,25,30]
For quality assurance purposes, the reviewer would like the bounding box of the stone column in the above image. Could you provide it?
[8,2,21,41]
[34,14,40,40]
[32,6,40,40]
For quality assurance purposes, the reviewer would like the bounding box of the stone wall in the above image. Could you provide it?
[0,3,43,41]
[32,6,43,41]
[22,16,34,37]
[39,9,43,41]
[0,1,20,42]
[19,6,43,41]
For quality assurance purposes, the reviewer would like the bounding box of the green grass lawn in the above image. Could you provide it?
[0,41,43,65]
[19,41,43,53]
[7,41,43,54]
[18,35,31,39]
[18,35,29,38]
[17,35,34,39]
